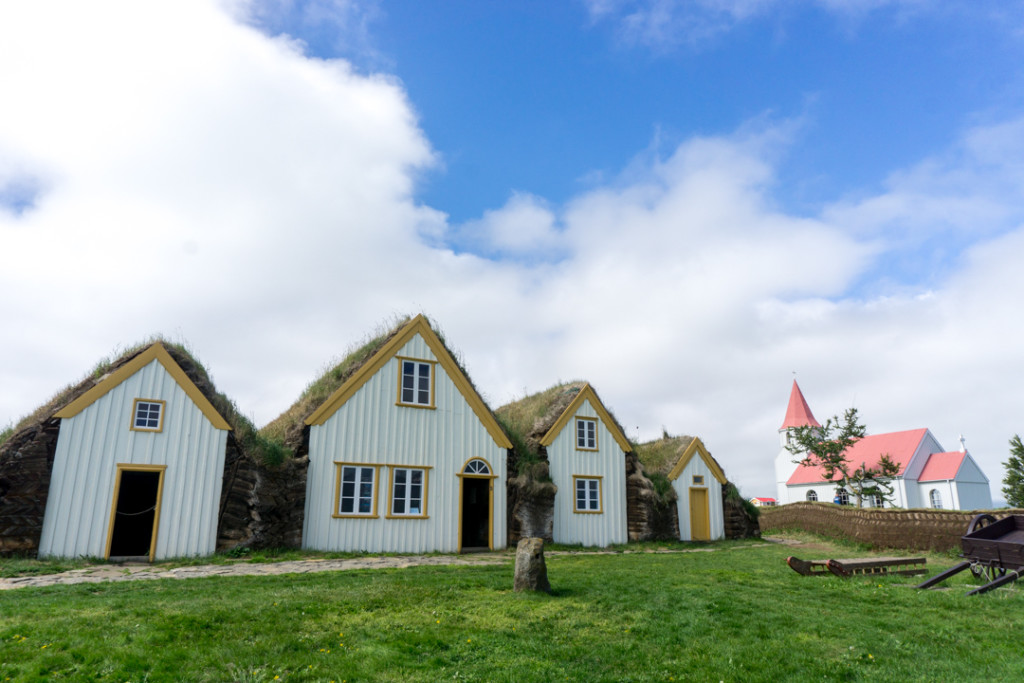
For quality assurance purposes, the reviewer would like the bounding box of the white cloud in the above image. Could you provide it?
[2,0,1023,508]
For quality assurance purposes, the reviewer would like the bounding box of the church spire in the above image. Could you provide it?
[780,380,821,430]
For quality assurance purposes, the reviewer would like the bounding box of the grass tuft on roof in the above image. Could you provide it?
[0,336,275,463]
[259,315,412,451]
[635,434,697,477]
[495,381,588,452]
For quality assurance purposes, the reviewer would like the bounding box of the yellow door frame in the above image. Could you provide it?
[456,457,498,553]
[689,486,710,541]
[104,464,167,562]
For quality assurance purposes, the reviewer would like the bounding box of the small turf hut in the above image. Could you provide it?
[0,340,259,560]
[263,314,512,553]
[636,434,758,541]
[496,382,633,547]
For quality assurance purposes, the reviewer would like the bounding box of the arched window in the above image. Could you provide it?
[930,489,943,509]
[806,490,818,502]
[834,490,849,505]
[867,494,883,508]
[463,459,490,475]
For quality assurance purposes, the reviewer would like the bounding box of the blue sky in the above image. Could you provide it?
[2,0,1024,500]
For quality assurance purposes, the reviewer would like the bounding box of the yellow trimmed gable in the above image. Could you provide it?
[667,437,727,484]
[538,383,632,453]
[53,343,232,431]
[304,315,512,450]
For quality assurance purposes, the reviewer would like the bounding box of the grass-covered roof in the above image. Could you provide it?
[260,316,411,452]
[495,381,632,456]
[635,435,697,477]
[0,337,262,458]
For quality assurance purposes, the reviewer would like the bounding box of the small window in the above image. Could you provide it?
[398,359,434,407]
[930,489,943,509]
[692,475,704,486]
[576,418,597,450]
[806,490,818,502]
[389,467,428,517]
[834,490,849,505]
[131,399,165,432]
[574,476,602,513]
[336,464,379,517]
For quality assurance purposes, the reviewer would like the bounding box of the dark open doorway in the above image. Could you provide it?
[461,477,490,550]
[108,469,162,560]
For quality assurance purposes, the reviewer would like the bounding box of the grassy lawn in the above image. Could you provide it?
[1,538,1022,682]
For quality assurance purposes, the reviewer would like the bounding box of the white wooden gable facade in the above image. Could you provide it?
[539,384,628,547]
[667,437,726,541]
[40,343,232,561]
[302,316,511,553]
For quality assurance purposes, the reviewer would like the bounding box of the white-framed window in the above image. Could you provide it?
[834,489,849,505]
[131,399,165,432]
[398,358,435,407]
[806,490,818,502]
[576,418,597,450]
[867,494,883,508]
[335,464,379,517]
[930,489,943,509]
[388,466,429,518]
[574,476,603,513]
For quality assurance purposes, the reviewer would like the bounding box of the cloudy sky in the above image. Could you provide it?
[3,0,1023,502]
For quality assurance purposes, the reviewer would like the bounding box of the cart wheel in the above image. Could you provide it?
[986,565,1008,582]
[967,513,997,534]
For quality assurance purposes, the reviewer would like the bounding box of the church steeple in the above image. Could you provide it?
[780,380,820,431]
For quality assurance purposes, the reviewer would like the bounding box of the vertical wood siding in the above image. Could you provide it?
[303,334,507,553]
[547,399,627,546]
[673,456,725,541]
[38,359,228,559]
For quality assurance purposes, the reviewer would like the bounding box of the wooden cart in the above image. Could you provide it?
[787,555,926,578]
[916,514,1024,596]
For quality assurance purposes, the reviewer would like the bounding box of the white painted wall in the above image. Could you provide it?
[672,456,725,541]
[303,334,507,553]
[546,398,628,547]
[39,359,228,559]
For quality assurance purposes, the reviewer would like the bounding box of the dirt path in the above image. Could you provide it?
[0,541,784,591]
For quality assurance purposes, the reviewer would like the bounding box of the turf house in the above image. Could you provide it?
[775,380,993,509]
[263,315,512,554]
[497,383,632,547]
[0,340,274,561]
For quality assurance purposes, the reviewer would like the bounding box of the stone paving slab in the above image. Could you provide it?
[0,541,776,591]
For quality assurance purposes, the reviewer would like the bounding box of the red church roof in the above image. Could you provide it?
[918,451,966,482]
[787,428,929,485]
[780,380,821,430]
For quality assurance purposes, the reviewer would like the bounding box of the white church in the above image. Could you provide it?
[774,381,992,510]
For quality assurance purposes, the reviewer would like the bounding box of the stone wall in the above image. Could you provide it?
[723,485,760,539]
[217,453,308,550]
[626,453,679,541]
[0,418,60,555]
[760,502,1022,552]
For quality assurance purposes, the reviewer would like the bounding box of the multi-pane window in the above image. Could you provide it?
[930,489,943,509]
[338,465,377,516]
[576,418,597,450]
[390,467,427,516]
[574,477,601,512]
[835,489,850,505]
[806,490,818,502]
[399,359,433,407]
[131,399,164,432]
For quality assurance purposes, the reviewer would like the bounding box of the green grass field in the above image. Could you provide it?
[2,538,1022,682]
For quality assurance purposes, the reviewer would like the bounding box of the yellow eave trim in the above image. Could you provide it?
[305,315,513,450]
[54,343,232,431]
[538,384,632,453]
[667,437,727,484]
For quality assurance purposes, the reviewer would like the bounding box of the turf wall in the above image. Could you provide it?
[760,502,1024,552]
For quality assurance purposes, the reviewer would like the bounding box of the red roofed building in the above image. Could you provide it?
[774,382,991,510]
